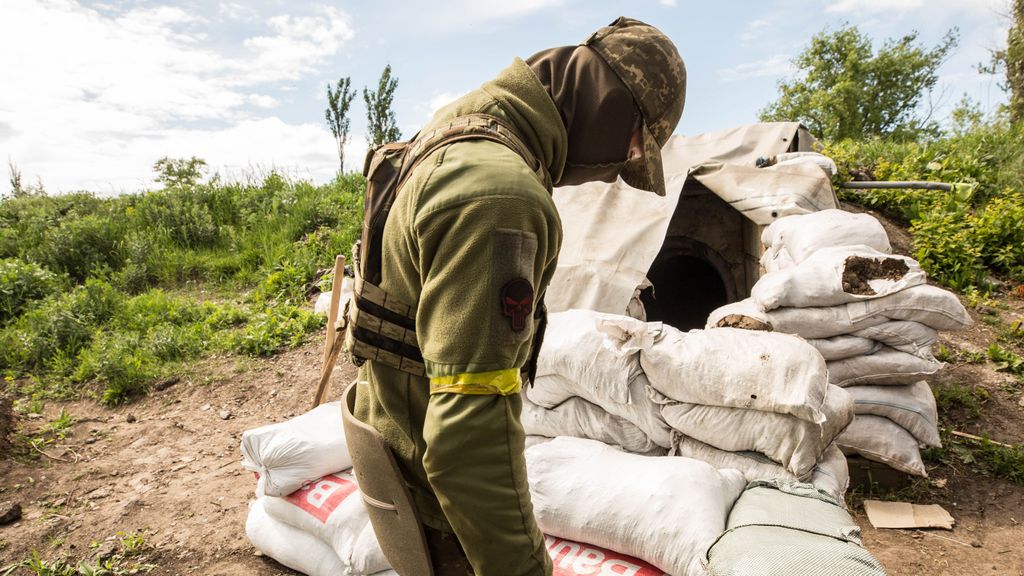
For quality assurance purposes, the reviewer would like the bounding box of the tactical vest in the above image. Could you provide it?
[343,114,551,378]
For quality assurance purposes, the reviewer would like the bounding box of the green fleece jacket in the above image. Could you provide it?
[354,58,567,575]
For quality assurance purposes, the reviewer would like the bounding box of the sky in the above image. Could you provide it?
[0,0,1012,196]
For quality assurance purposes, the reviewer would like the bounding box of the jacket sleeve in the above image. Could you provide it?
[413,181,558,575]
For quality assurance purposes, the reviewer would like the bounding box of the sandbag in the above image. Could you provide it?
[852,320,937,360]
[545,536,669,576]
[847,283,971,331]
[241,402,349,497]
[262,471,390,575]
[521,391,665,455]
[707,298,888,339]
[805,335,883,361]
[760,209,891,265]
[706,479,886,576]
[247,498,348,576]
[537,310,654,404]
[526,373,674,449]
[751,245,926,311]
[626,278,653,321]
[655,385,853,477]
[640,326,829,424]
[670,434,850,503]
[837,414,927,476]
[827,346,942,387]
[846,381,940,448]
[526,437,746,576]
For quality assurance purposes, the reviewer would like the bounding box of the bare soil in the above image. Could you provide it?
[2,206,1023,575]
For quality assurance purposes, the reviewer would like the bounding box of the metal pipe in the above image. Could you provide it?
[839,181,954,191]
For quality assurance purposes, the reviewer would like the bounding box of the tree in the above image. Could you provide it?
[325,77,357,172]
[153,156,207,189]
[363,64,401,148]
[760,24,959,141]
[984,0,1024,123]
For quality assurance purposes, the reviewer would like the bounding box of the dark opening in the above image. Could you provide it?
[640,255,728,330]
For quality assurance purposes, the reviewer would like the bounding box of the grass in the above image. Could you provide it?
[1,531,155,576]
[933,381,990,419]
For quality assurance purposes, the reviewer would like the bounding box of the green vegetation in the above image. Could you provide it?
[1,531,155,576]
[926,430,1024,486]
[1,168,364,406]
[364,64,402,147]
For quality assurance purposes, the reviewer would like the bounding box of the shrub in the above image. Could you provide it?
[230,306,324,357]
[0,258,64,324]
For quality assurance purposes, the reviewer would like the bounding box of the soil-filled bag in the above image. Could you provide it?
[262,471,390,575]
[837,414,927,476]
[241,402,349,497]
[852,320,938,360]
[537,310,655,405]
[846,381,940,448]
[247,498,348,576]
[752,245,926,311]
[670,434,850,503]
[521,391,666,455]
[805,335,883,361]
[527,373,674,449]
[827,346,942,387]
[655,385,853,477]
[545,536,670,576]
[705,479,886,576]
[526,437,746,576]
[707,298,888,339]
[640,326,829,424]
[760,209,891,267]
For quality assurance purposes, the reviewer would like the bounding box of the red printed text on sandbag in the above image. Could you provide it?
[546,537,667,576]
[284,473,358,523]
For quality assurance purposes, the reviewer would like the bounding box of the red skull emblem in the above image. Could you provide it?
[501,278,534,332]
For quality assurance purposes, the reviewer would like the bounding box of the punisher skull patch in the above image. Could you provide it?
[501,278,534,332]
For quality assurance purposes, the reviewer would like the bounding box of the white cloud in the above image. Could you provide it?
[718,54,794,83]
[417,92,466,120]
[0,1,355,194]
[740,18,772,42]
[659,0,678,7]
[824,0,999,13]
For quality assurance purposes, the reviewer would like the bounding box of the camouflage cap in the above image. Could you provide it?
[583,16,686,195]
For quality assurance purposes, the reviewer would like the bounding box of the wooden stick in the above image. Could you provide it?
[314,255,346,408]
[945,429,1017,449]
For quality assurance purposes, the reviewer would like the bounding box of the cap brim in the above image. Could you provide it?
[620,122,665,196]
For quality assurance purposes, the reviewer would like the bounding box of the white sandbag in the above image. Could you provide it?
[837,414,927,476]
[314,276,354,316]
[847,283,972,331]
[526,373,674,449]
[847,381,941,448]
[828,346,942,387]
[640,326,829,424]
[805,334,883,361]
[538,310,655,404]
[751,245,926,311]
[670,434,849,503]
[545,536,670,576]
[521,391,665,455]
[771,152,839,179]
[526,435,554,449]
[852,320,938,360]
[262,471,390,575]
[655,385,853,476]
[759,244,797,274]
[760,209,890,264]
[707,298,888,339]
[247,498,348,576]
[526,437,745,576]
[241,402,349,497]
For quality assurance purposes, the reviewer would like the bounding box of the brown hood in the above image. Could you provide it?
[527,45,638,187]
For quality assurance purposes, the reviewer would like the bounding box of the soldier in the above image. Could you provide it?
[349,16,686,576]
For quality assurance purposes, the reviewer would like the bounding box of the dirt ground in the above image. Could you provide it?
[2,209,1023,575]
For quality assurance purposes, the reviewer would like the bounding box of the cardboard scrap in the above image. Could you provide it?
[863,500,955,530]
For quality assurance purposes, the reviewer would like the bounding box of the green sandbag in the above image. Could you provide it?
[706,479,886,576]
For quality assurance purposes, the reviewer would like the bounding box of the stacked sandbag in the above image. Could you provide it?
[642,324,853,500]
[526,437,746,576]
[708,209,971,477]
[241,405,393,575]
[526,310,852,500]
[705,479,886,576]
